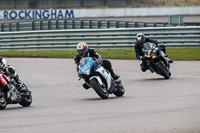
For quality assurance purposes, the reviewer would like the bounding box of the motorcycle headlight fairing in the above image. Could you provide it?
[82,65,90,75]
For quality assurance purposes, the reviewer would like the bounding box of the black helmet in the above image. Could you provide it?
[136,33,146,45]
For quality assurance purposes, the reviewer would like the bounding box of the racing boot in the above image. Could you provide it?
[104,60,120,80]
[110,70,120,80]
[146,62,153,73]
[112,73,120,80]
[168,59,173,63]
[14,75,26,92]
[82,79,90,90]
[166,55,173,63]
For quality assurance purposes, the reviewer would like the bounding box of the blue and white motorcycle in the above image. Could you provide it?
[78,57,125,99]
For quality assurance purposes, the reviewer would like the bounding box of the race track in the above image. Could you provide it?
[1,58,200,133]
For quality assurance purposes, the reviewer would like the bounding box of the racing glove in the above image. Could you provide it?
[96,58,103,64]
[140,56,144,60]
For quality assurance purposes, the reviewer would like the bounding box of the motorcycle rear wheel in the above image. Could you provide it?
[90,78,109,99]
[0,96,7,110]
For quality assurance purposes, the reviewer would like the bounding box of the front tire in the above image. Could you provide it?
[19,84,32,107]
[90,78,109,99]
[156,63,170,79]
[114,85,125,97]
[19,94,32,107]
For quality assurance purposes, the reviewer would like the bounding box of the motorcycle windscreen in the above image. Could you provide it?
[79,57,90,66]
[79,57,93,75]
[143,42,156,51]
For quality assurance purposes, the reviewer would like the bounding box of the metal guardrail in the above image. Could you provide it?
[0,26,199,51]
[0,19,200,32]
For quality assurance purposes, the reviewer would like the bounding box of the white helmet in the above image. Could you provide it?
[0,57,6,69]
[77,42,88,55]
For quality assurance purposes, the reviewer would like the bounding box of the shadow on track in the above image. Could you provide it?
[135,78,173,81]
[84,96,125,101]
[2,106,33,111]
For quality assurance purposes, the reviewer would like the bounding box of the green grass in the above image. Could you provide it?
[166,48,200,61]
[0,48,200,61]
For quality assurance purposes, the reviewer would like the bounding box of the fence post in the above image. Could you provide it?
[16,22,19,31]
[56,20,58,29]
[89,20,91,29]
[125,22,128,28]
[81,0,84,6]
[168,16,171,26]
[104,0,107,6]
[98,21,100,29]
[163,0,165,6]
[135,22,138,27]
[32,21,34,30]
[116,21,119,28]
[1,23,3,32]
[40,21,42,30]
[48,20,50,30]
[9,23,11,31]
[80,20,83,29]
[64,20,66,29]
[72,20,74,29]
[107,21,109,28]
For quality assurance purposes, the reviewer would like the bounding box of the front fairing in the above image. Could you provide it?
[142,42,159,62]
[79,57,93,75]
[78,57,101,76]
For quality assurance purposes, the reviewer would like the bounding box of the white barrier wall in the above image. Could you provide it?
[0,7,200,20]
[75,7,200,17]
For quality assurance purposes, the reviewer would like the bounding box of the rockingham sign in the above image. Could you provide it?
[0,7,199,20]
[0,9,74,20]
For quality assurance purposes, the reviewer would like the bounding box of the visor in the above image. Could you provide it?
[78,49,84,55]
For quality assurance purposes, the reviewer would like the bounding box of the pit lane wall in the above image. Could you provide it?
[0,7,199,20]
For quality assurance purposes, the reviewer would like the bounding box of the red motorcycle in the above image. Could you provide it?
[0,73,32,110]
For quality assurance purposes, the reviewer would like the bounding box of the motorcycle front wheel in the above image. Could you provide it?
[90,78,109,99]
[156,63,170,79]
[19,84,32,107]
[114,85,125,97]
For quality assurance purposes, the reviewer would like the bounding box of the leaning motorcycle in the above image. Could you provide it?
[78,57,125,99]
[142,42,171,79]
[0,73,32,110]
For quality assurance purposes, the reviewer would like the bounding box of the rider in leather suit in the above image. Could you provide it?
[74,42,120,89]
[134,33,173,72]
[0,56,25,101]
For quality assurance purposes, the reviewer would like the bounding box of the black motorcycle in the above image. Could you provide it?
[0,73,32,110]
[142,42,171,79]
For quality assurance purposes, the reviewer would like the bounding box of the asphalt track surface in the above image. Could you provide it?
[1,58,200,133]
